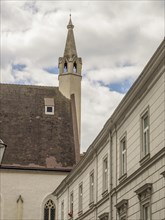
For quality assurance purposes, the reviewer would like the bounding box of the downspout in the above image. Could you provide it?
[115,124,118,220]
[109,130,113,220]
[71,94,80,163]
[95,149,98,220]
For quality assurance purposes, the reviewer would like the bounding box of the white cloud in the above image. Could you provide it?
[1,0,164,151]
[81,78,124,150]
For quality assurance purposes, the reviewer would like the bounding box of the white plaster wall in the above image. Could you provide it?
[0,169,68,220]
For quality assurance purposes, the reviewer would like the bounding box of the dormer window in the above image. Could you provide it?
[44,98,54,115]
[45,106,54,114]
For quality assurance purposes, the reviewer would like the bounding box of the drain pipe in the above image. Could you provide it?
[115,124,118,220]
[109,130,113,220]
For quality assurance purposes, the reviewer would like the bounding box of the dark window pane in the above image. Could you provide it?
[47,107,53,112]
[44,208,49,220]
[51,208,55,220]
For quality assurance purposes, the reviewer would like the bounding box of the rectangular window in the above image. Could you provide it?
[70,192,73,214]
[45,106,54,115]
[142,203,150,220]
[47,106,53,112]
[120,137,127,176]
[61,201,64,220]
[44,98,54,115]
[79,183,83,212]
[89,171,94,203]
[135,183,152,220]
[142,111,149,157]
[103,157,108,192]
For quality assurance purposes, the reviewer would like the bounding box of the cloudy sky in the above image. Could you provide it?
[1,0,164,152]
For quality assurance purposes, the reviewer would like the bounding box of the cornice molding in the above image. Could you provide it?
[135,183,152,201]
[115,199,128,216]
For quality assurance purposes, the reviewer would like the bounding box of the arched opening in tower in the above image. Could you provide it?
[73,62,77,73]
[64,62,68,73]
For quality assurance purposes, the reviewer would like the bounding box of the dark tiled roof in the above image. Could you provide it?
[0,84,76,169]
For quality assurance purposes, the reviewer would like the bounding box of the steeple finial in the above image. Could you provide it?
[64,15,77,58]
[67,13,74,29]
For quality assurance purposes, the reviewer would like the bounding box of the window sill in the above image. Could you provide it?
[89,201,94,208]
[78,210,83,216]
[102,189,108,197]
[140,153,150,166]
[119,173,127,182]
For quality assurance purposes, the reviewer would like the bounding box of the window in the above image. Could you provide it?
[103,156,108,193]
[142,203,150,220]
[69,192,73,217]
[78,183,83,213]
[44,98,54,115]
[141,111,149,157]
[89,171,94,204]
[115,199,128,220]
[120,137,127,176]
[47,106,53,112]
[61,201,64,220]
[64,61,68,72]
[135,183,152,220]
[44,199,55,220]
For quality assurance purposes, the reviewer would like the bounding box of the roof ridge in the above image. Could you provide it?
[0,83,58,89]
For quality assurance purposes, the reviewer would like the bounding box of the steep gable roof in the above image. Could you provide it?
[0,84,76,170]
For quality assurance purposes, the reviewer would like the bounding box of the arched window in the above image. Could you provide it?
[44,199,55,220]
[64,62,67,73]
[73,62,77,73]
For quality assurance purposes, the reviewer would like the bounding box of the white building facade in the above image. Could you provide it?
[0,169,69,220]
[54,39,165,220]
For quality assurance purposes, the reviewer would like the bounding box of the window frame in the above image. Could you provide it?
[89,170,94,204]
[44,199,55,220]
[69,191,74,216]
[120,135,127,177]
[142,203,150,220]
[78,183,83,213]
[102,155,108,193]
[135,183,152,220]
[45,106,54,115]
[61,201,64,220]
[141,108,150,159]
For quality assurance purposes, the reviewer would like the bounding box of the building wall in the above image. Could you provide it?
[0,169,68,220]
[59,73,81,141]
[54,40,165,220]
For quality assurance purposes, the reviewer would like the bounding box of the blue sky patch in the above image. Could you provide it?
[44,66,59,74]
[12,64,27,71]
[109,79,133,94]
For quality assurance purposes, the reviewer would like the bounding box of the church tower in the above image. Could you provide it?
[58,15,82,146]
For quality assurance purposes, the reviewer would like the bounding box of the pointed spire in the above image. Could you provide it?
[64,14,77,58]
[67,14,74,29]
